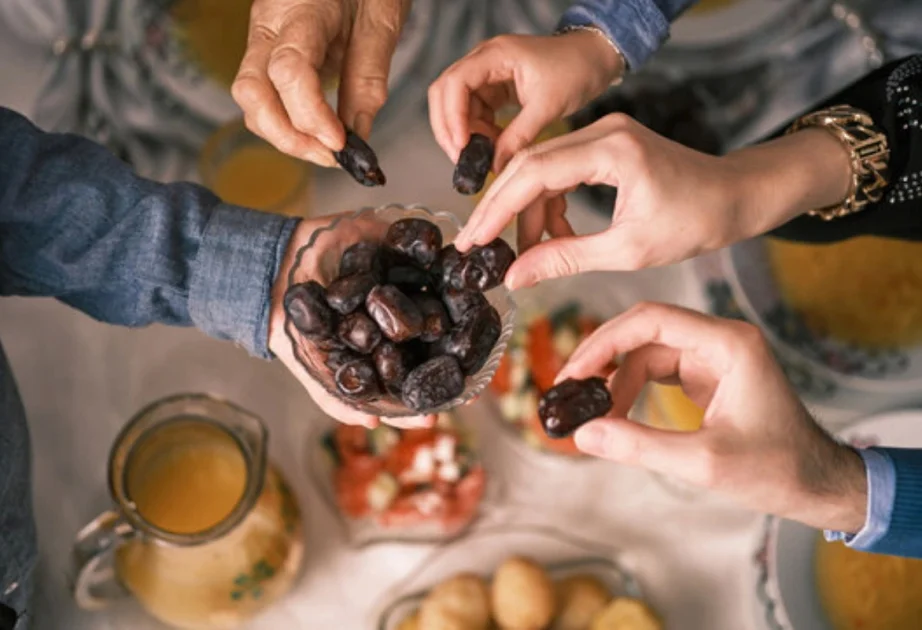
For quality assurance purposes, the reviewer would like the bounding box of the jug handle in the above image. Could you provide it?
[71,510,134,609]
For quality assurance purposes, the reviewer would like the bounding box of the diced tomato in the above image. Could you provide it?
[439,466,486,532]
[333,460,381,518]
[401,427,437,445]
[384,438,425,477]
[528,317,563,392]
[377,490,447,529]
[334,425,369,462]
[491,353,513,394]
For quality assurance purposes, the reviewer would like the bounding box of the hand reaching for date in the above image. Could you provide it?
[557,302,868,534]
[267,216,434,430]
[232,0,410,166]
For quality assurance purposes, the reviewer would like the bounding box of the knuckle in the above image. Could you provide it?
[731,321,769,354]
[547,246,581,278]
[267,45,303,88]
[231,75,265,109]
[627,300,662,320]
[486,34,517,54]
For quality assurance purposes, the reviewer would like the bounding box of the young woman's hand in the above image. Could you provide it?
[427,31,625,170]
[560,302,867,533]
[454,114,851,289]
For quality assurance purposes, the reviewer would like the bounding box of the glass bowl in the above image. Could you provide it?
[305,408,497,547]
[284,204,516,418]
[374,523,643,629]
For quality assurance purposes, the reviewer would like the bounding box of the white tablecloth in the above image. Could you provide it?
[0,16,862,630]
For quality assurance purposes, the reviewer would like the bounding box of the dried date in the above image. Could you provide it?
[335,358,382,400]
[432,305,501,374]
[538,377,613,439]
[401,355,466,412]
[384,219,443,268]
[333,129,386,187]
[337,311,383,354]
[452,134,494,195]
[414,295,451,342]
[432,244,464,291]
[372,342,412,393]
[442,288,488,324]
[459,238,516,291]
[325,272,377,314]
[325,348,361,372]
[366,285,424,342]
[339,241,381,278]
[284,281,336,338]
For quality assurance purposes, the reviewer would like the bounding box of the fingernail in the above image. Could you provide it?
[574,423,605,454]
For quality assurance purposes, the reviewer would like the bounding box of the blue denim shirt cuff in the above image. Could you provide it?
[824,447,896,549]
[557,0,669,70]
[189,204,298,359]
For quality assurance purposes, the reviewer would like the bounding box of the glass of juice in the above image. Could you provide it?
[72,394,305,629]
[199,119,313,218]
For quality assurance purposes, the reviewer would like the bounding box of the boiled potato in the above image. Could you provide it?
[491,556,556,629]
[418,573,491,630]
[590,598,661,630]
[553,574,613,630]
[396,612,420,630]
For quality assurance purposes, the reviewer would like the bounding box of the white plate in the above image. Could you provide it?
[753,408,922,630]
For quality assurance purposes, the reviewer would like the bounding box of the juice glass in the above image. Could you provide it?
[72,394,304,629]
[199,119,313,218]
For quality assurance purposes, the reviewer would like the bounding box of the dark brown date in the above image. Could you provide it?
[333,129,386,187]
[366,285,424,342]
[384,219,443,268]
[452,134,494,195]
[432,305,501,374]
[386,263,433,293]
[335,358,381,400]
[401,355,466,412]
[325,348,361,372]
[312,335,346,352]
[325,272,377,315]
[414,295,451,342]
[538,377,613,439]
[284,281,336,338]
[339,241,381,278]
[337,311,383,354]
[459,238,516,291]
[372,342,412,393]
[432,244,464,291]
[442,288,489,324]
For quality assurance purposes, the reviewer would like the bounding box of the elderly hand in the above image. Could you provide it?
[232,0,410,165]
[558,302,867,533]
[268,216,433,429]
[454,115,852,288]
[428,31,624,170]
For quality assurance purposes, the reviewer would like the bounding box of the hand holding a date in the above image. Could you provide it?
[557,302,868,534]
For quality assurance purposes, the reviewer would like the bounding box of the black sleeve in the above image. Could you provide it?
[769,55,922,243]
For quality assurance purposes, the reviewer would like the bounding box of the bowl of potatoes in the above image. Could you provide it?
[375,524,661,630]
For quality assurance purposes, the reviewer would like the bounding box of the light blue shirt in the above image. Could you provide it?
[825,448,896,549]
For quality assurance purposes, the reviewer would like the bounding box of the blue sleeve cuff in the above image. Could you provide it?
[189,204,298,359]
[824,447,895,549]
[557,0,670,70]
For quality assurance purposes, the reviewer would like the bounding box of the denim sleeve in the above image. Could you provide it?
[0,106,297,358]
[557,0,696,70]
[825,447,922,559]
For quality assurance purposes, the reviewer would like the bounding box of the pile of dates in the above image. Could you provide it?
[284,218,516,412]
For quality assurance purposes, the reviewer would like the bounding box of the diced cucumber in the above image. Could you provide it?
[367,471,399,512]
[369,425,399,456]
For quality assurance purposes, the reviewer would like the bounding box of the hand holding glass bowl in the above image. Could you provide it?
[278,205,516,427]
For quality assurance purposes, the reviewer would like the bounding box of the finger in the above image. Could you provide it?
[233,26,338,165]
[574,418,702,480]
[494,104,563,171]
[545,195,574,239]
[457,138,613,251]
[516,197,548,254]
[338,0,406,136]
[561,303,737,381]
[607,344,682,418]
[268,10,345,150]
[504,231,617,289]
[383,414,437,429]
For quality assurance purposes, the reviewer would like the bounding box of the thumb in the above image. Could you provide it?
[495,104,560,171]
[338,1,407,137]
[574,418,700,480]
[504,231,616,289]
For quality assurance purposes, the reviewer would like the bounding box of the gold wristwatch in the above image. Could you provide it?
[786,105,891,220]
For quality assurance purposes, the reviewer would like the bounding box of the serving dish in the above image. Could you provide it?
[284,204,516,418]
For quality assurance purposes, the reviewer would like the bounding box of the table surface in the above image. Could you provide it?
[0,15,864,630]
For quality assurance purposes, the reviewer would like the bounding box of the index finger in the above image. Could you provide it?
[558,303,738,384]
[266,9,345,150]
